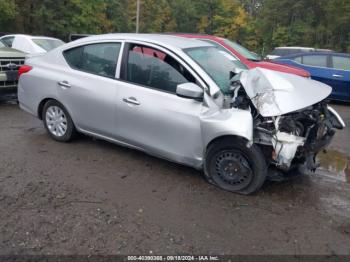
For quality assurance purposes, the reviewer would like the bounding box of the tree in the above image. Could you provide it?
[214,0,248,41]
[8,0,113,40]
[168,0,198,33]
[105,0,129,32]
[1,0,349,53]
[195,0,221,34]
[125,0,177,33]
[0,0,16,31]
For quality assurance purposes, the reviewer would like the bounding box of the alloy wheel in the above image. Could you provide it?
[45,105,68,137]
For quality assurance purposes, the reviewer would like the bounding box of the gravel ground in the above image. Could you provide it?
[0,102,350,255]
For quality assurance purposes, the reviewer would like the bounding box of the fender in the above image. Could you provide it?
[201,107,253,148]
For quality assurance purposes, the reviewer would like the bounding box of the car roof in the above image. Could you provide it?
[68,33,213,49]
[171,33,223,40]
[274,46,315,50]
[278,51,350,59]
[1,34,61,41]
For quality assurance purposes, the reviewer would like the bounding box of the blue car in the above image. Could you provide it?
[275,52,350,101]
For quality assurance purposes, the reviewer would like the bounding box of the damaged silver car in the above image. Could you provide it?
[18,34,345,194]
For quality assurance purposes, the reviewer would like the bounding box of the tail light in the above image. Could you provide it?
[18,65,33,79]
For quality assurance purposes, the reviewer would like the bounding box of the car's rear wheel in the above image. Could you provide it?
[205,137,267,195]
[42,100,76,142]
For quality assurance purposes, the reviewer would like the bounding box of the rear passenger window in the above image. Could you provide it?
[302,55,328,68]
[64,43,121,78]
[332,56,350,70]
[1,36,14,47]
[125,44,196,93]
[294,56,302,63]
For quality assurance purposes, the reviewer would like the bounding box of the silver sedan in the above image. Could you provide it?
[18,34,345,194]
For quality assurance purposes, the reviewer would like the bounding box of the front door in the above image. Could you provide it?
[115,43,204,165]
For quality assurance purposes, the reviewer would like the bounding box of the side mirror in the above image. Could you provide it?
[176,82,204,100]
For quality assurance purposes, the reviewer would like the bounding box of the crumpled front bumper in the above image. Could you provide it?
[273,105,345,171]
[300,129,335,171]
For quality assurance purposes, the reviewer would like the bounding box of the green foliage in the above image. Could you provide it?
[1,0,113,40]
[0,0,16,29]
[213,0,248,40]
[137,0,176,33]
[0,0,349,53]
[168,0,198,33]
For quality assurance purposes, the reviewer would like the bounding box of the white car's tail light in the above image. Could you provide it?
[18,65,33,79]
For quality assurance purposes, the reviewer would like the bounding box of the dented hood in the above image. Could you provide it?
[239,68,332,117]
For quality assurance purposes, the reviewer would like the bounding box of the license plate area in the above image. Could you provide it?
[5,70,18,82]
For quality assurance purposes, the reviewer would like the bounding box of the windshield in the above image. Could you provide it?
[223,39,261,61]
[185,46,246,94]
[32,38,65,51]
[0,41,5,48]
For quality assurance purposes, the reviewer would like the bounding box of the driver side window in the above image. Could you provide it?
[125,44,196,93]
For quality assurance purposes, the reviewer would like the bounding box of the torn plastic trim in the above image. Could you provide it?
[327,105,346,128]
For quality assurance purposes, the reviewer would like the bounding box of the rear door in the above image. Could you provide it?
[329,54,350,101]
[115,42,204,165]
[59,41,123,137]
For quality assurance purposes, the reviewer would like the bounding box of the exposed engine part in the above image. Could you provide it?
[227,69,344,173]
[271,131,305,169]
[279,117,305,136]
[250,101,338,170]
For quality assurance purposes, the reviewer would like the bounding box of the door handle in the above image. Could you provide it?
[58,80,71,88]
[123,97,140,105]
[332,74,343,78]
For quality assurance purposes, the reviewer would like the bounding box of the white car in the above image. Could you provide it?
[0,34,64,54]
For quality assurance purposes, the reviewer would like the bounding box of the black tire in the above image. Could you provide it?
[42,100,76,142]
[205,137,267,195]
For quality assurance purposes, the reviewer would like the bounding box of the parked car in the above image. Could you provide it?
[266,46,333,60]
[275,52,350,102]
[0,41,25,97]
[174,34,310,77]
[0,34,64,54]
[18,34,344,194]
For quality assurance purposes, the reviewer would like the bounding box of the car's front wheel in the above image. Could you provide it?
[42,100,76,142]
[205,137,267,195]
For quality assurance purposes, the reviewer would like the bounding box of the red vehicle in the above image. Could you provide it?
[174,34,310,77]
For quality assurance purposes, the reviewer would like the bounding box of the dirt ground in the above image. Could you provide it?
[0,101,350,255]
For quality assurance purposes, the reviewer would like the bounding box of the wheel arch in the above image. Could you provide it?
[37,98,53,120]
[37,98,75,126]
[205,135,251,156]
[200,108,254,159]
